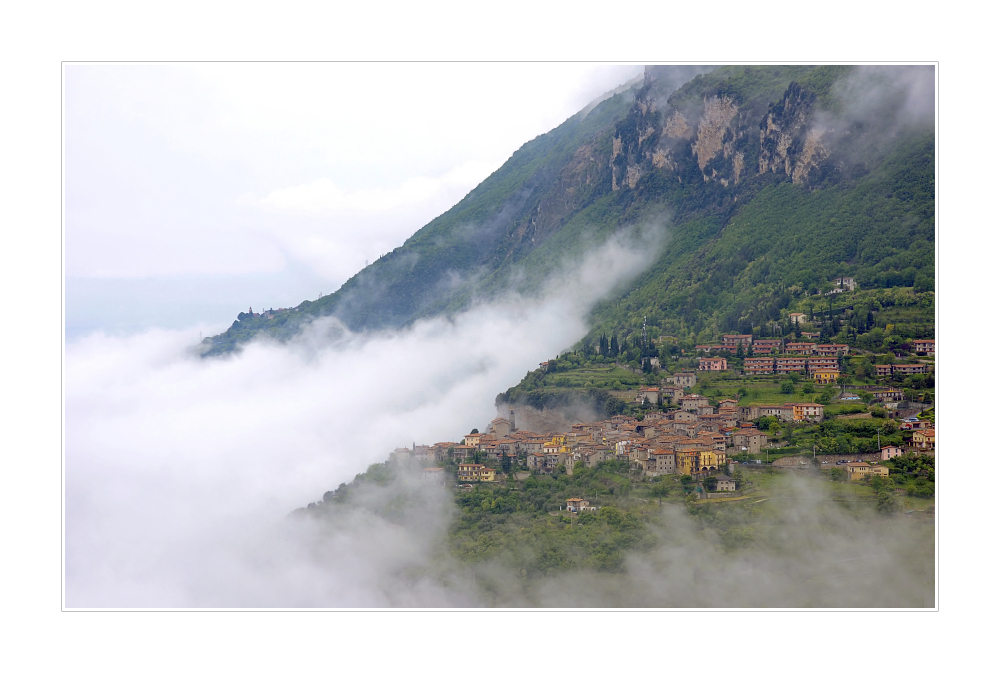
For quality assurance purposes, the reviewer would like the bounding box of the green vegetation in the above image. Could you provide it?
[301,451,932,586]
[204,65,934,363]
[581,132,934,351]
[887,454,935,499]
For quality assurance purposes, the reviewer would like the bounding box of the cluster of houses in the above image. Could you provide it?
[694,335,852,376]
[695,335,854,378]
[696,335,848,357]
[386,361,932,491]
[388,378,832,482]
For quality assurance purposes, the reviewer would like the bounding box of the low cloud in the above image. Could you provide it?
[65,221,669,607]
[810,64,934,171]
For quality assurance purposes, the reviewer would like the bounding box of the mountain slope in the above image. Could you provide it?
[203,65,933,357]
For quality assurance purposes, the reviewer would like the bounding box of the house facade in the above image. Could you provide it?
[698,357,728,371]
[722,334,753,351]
[845,462,872,480]
[881,445,905,461]
[650,449,676,475]
[776,357,807,373]
[732,427,766,454]
[752,339,783,355]
[669,372,697,388]
[744,357,775,375]
[457,464,496,482]
[909,429,936,450]
[812,369,840,383]
[792,403,825,422]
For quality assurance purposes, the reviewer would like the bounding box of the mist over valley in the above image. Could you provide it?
[65,64,936,608]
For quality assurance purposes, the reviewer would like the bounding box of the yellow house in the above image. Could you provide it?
[812,369,840,384]
[910,429,935,450]
[845,462,872,480]
[675,449,699,475]
[870,465,890,478]
[543,434,569,453]
[697,449,725,472]
[457,464,496,482]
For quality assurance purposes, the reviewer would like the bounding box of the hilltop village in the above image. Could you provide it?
[315,283,934,514]
[386,337,933,498]
[306,317,935,583]
[392,366,933,495]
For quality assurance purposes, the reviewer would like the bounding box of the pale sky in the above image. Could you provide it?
[64,63,644,337]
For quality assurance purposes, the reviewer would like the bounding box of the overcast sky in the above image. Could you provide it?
[65,63,643,338]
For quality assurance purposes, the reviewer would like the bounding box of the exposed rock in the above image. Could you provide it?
[791,128,829,184]
[692,96,738,171]
[664,110,691,139]
[732,151,745,184]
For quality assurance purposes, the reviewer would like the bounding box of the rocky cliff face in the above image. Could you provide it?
[610,66,842,194]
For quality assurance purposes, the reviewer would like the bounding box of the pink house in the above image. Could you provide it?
[698,357,728,371]
[881,445,905,461]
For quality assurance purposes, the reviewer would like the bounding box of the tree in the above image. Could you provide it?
[470,428,479,434]
[735,343,745,358]
[649,482,669,505]
[679,475,693,492]
[780,381,795,394]
[703,476,718,492]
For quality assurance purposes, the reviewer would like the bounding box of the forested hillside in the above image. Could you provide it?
[203,65,934,357]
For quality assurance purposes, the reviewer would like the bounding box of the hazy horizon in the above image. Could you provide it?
[64,63,645,340]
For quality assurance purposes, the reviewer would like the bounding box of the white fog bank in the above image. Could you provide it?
[65,224,667,607]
